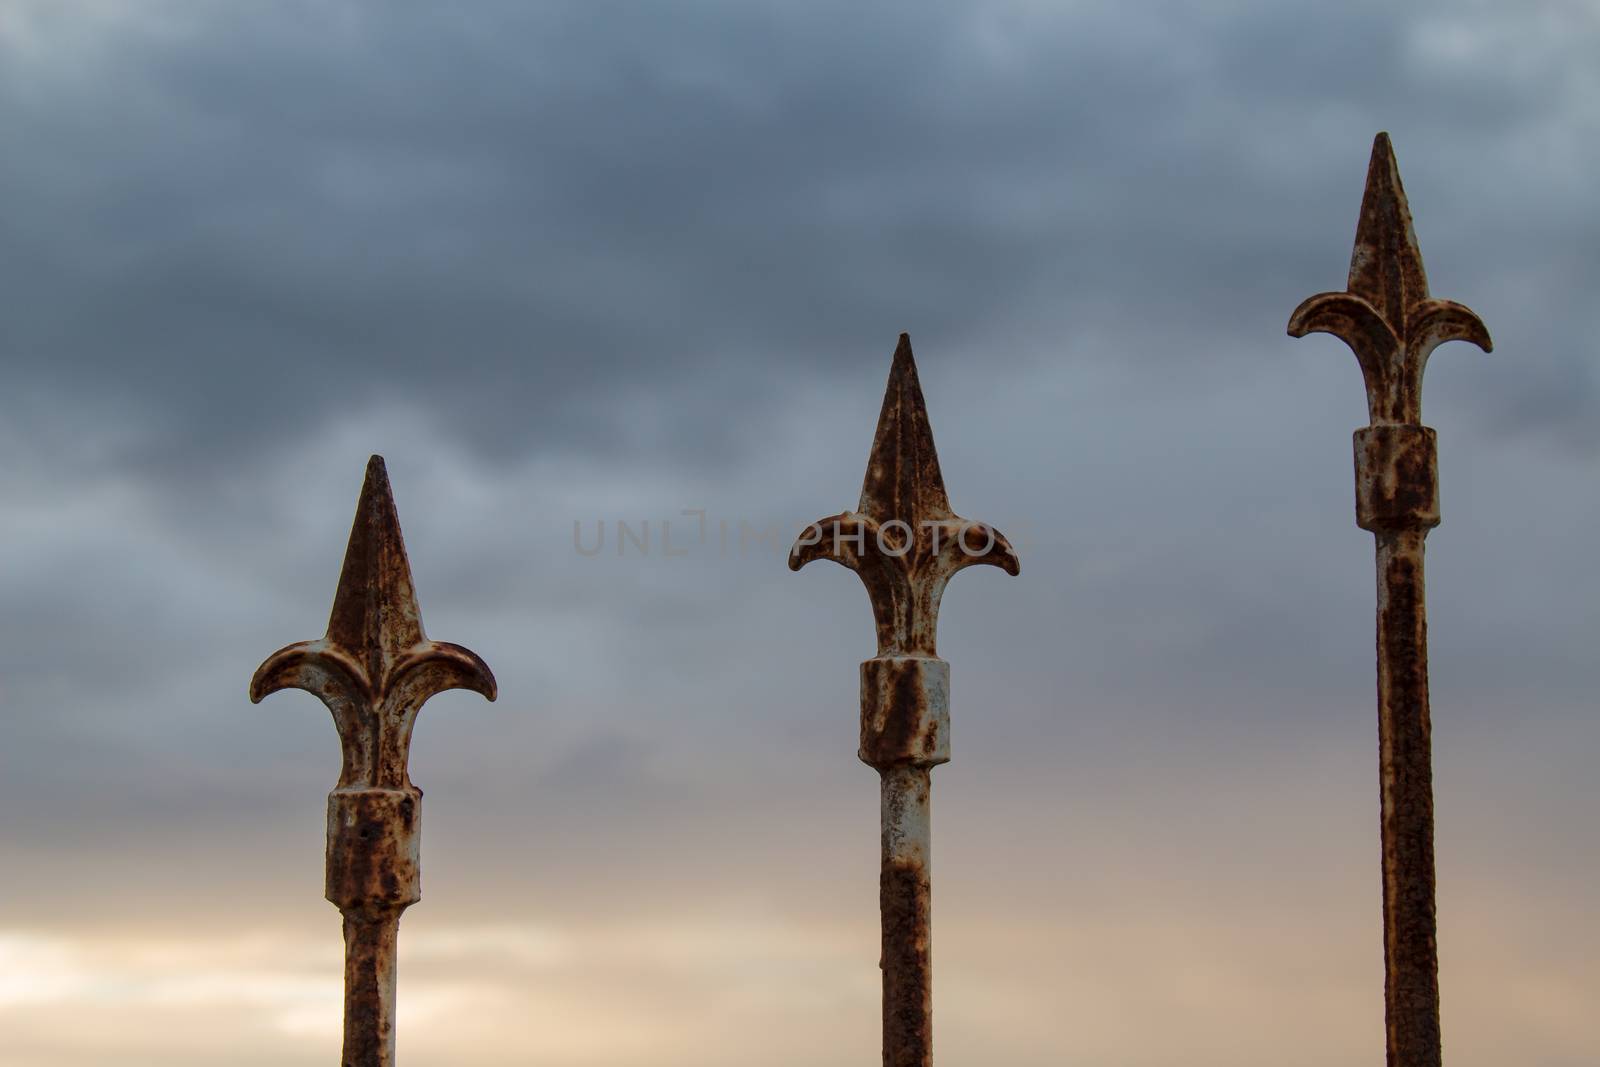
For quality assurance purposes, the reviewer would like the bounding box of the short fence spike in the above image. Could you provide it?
[1288,133,1492,1067]
[250,456,497,1067]
[791,334,1018,1067]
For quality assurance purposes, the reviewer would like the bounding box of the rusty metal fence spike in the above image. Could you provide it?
[1288,133,1492,1067]
[791,333,1018,1067]
[250,455,497,1067]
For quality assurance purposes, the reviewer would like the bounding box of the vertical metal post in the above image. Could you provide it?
[250,456,497,1067]
[1288,133,1492,1067]
[791,334,1019,1067]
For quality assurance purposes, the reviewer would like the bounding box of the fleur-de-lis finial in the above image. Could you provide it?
[250,456,495,1067]
[1288,132,1492,426]
[790,333,1019,658]
[251,456,496,788]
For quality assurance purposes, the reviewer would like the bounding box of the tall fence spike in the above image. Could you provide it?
[791,334,1018,1067]
[250,455,497,1067]
[1288,133,1492,1067]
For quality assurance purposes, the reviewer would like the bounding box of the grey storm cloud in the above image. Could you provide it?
[4,0,1592,474]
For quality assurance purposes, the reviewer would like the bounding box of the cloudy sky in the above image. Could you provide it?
[1,0,1596,1064]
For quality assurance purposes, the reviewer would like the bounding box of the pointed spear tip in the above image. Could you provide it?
[1365,131,1398,199]
[1359,129,1405,211]
[358,455,397,519]
[887,332,919,395]
[327,455,424,659]
[350,453,391,514]
[885,331,917,383]
[1350,128,1430,315]
[858,332,952,525]
[1362,132,1403,211]
[349,455,406,576]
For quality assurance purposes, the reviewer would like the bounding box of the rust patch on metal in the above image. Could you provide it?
[880,859,933,1067]
[340,912,399,1067]
[791,335,1017,1067]
[250,456,496,1067]
[1288,134,1492,1067]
